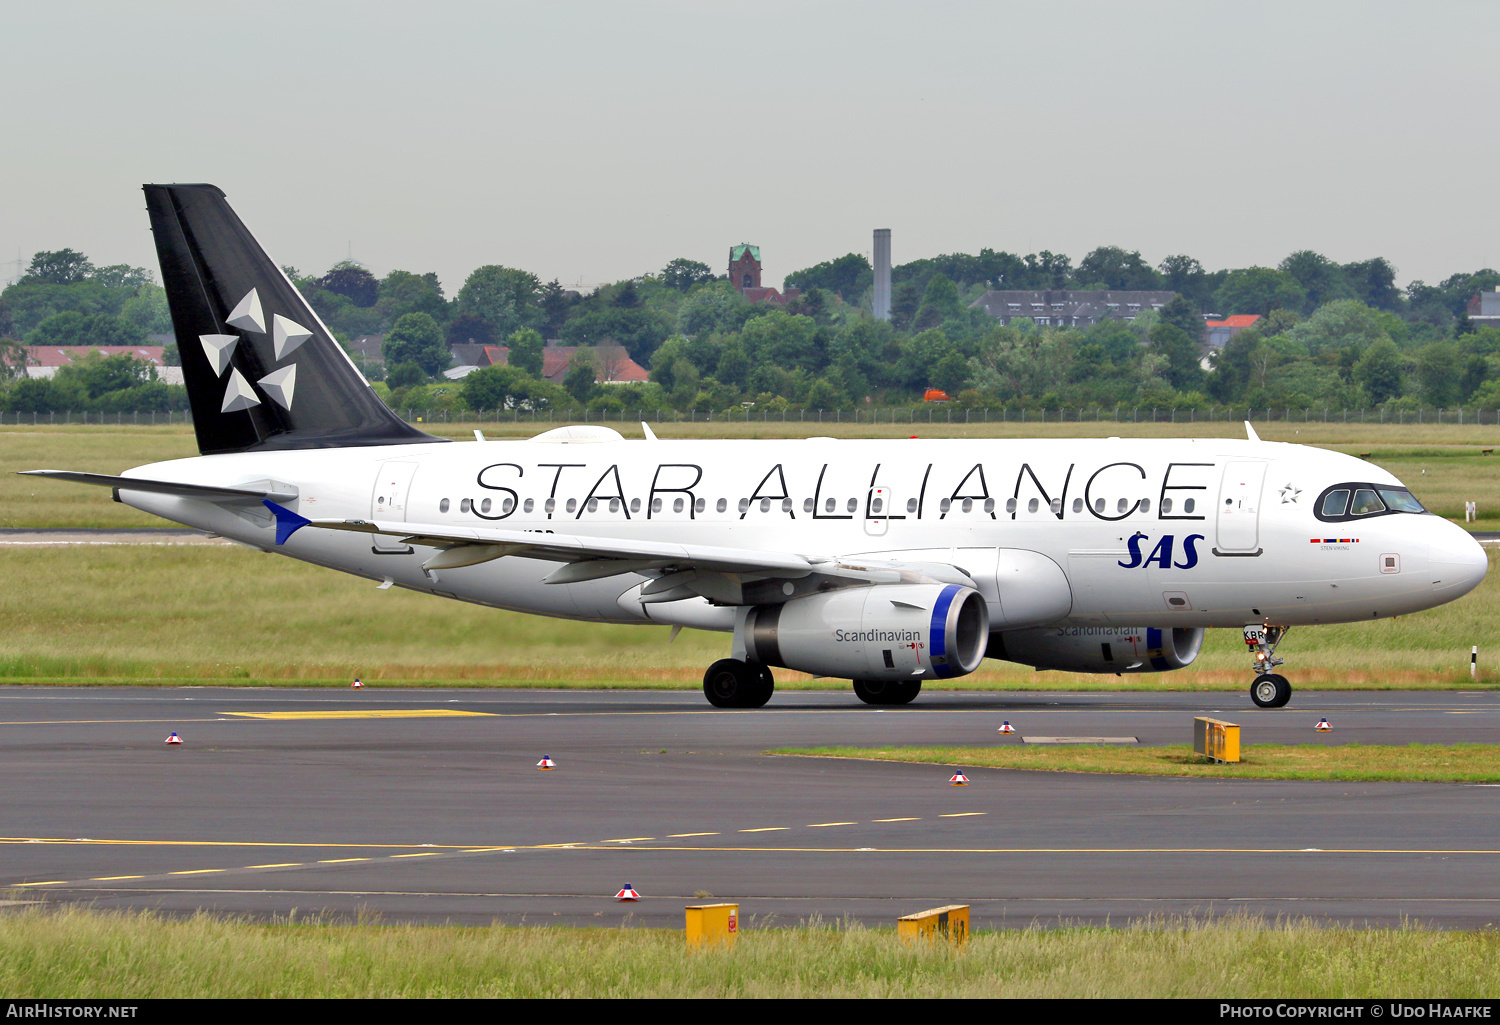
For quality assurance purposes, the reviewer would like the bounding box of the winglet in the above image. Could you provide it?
[1244,420,1261,443]
[641,421,658,442]
[262,500,311,545]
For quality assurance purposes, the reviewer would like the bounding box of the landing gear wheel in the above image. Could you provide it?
[703,659,773,708]
[1250,673,1292,709]
[853,679,923,706]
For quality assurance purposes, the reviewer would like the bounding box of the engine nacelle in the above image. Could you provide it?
[740,583,989,681]
[989,626,1204,674]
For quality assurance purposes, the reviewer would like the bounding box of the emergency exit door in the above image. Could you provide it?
[370,460,418,553]
[1216,461,1266,554]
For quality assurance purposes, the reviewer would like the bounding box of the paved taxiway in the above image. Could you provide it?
[3,686,1499,929]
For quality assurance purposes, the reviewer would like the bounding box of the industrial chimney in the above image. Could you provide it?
[873,228,891,321]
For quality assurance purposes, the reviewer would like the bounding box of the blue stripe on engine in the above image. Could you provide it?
[929,584,960,678]
[1146,626,1170,671]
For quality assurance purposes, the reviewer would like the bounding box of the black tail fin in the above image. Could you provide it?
[144,184,444,455]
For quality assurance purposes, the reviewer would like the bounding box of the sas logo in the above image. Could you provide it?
[1117,533,1205,570]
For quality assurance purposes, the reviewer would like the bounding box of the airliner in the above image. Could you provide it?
[20,185,1489,709]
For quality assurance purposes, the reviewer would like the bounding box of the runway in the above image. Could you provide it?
[3,686,1500,929]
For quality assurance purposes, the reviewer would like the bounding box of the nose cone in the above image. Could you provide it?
[1428,518,1489,602]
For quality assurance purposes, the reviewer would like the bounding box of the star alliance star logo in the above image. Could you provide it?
[200,287,310,414]
[1279,483,1301,504]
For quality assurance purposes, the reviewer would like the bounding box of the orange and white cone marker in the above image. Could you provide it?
[614,883,640,902]
[351,678,363,689]
[165,732,182,745]
[537,755,556,770]
[997,721,1015,734]
[1314,717,1333,732]
[949,771,970,786]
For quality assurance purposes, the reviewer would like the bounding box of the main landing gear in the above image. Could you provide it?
[1245,624,1293,708]
[853,679,922,706]
[703,659,774,708]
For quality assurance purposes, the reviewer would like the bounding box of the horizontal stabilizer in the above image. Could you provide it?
[19,470,298,503]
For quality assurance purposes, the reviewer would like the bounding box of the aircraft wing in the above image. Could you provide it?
[298,515,954,605]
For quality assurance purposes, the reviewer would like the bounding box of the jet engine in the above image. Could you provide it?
[740,583,989,681]
[989,625,1204,674]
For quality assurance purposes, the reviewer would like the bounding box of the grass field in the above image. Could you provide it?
[0,544,1497,687]
[2,904,1497,997]
[774,743,1500,783]
[5,420,1500,527]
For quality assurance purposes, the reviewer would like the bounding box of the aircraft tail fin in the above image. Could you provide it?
[143,184,445,456]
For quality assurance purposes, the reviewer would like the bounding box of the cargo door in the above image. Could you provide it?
[370,460,418,554]
[1216,461,1266,555]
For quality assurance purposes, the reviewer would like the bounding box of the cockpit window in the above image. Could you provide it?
[1380,489,1425,514]
[1315,482,1425,522]
[1320,490,1349,517]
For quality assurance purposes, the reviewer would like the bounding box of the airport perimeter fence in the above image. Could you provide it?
[6,406,1500,427]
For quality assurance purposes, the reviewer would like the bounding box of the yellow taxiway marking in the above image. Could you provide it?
[391,852,442,858]
[220,709,495,720]
[91,875,143,881]
[0,838,471,850]
[317,858,370,864]
[249,863,302,869]
[668,832,720,838]
[603,837,654,843]
[739,827,789,833]
[807,822,856,828]
[168,869,223,875]
[872,817,920,822]
[940,812,987,818]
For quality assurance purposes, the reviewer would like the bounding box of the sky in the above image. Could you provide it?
[2,1,1496,295]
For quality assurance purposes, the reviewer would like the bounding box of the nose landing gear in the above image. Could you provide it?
[1245,624,1292,708]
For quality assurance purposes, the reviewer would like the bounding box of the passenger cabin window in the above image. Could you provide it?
[1314,483,1425,522]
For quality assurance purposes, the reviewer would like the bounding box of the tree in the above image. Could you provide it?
[1215,267,1307,316]
[317,262,379,307]
[53,350,156,400]
[1354,339,1403,403]
[912,274,964,331]
[677,283,752,338]
[377,270,448,324]
[386,361,427,390]
[1158,255,1208,303]
[446,311,493,346]
[538,279,580,337]
[1415,342,1460,407]
[120,283,173,334]
[23,249,93,285]
[26,311,148,348]
[1158,294,1204,345]
[1077,246,1162,290]
[662,258,715,292]
[739,310,821,373]
[456,265,541,339]
[1148,321,1205,392]
[1286,300,1404,357]
[1279,251,1350,311]
[507,328,544,377]
[461,364,567,411]
[91,264,153,291]
[0,338,27,380]
[564,351,598,404]
[382,313,449,376]
[783,253,873,299]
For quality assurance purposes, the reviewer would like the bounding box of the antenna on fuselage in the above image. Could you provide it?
[1244,421,1261,443]
[641,421,659,442]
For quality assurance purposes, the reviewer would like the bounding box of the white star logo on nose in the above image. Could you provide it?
[1279,484,1301,504]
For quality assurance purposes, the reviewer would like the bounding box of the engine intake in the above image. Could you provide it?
[990,626,1204,674]
[741,583,989,681]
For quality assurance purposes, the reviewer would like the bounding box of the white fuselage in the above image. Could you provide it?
[117,434,1487,637]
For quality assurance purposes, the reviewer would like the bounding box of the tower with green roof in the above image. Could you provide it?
[729,244,761,292]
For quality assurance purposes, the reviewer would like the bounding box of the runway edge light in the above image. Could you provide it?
[998,721,1015,734]
[165,732,182,745]
[1315,717,1333,732]
[352,678,363,689]
[615,883,640,902]
[537,755,556,770]
[949,771,969,786]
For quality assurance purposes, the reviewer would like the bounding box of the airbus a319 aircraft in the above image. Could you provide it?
[22,185,1490,709]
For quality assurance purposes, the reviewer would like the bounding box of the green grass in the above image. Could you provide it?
[1,905,1497,997]
[773,743,1500,783]
[1,544,1499,686]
